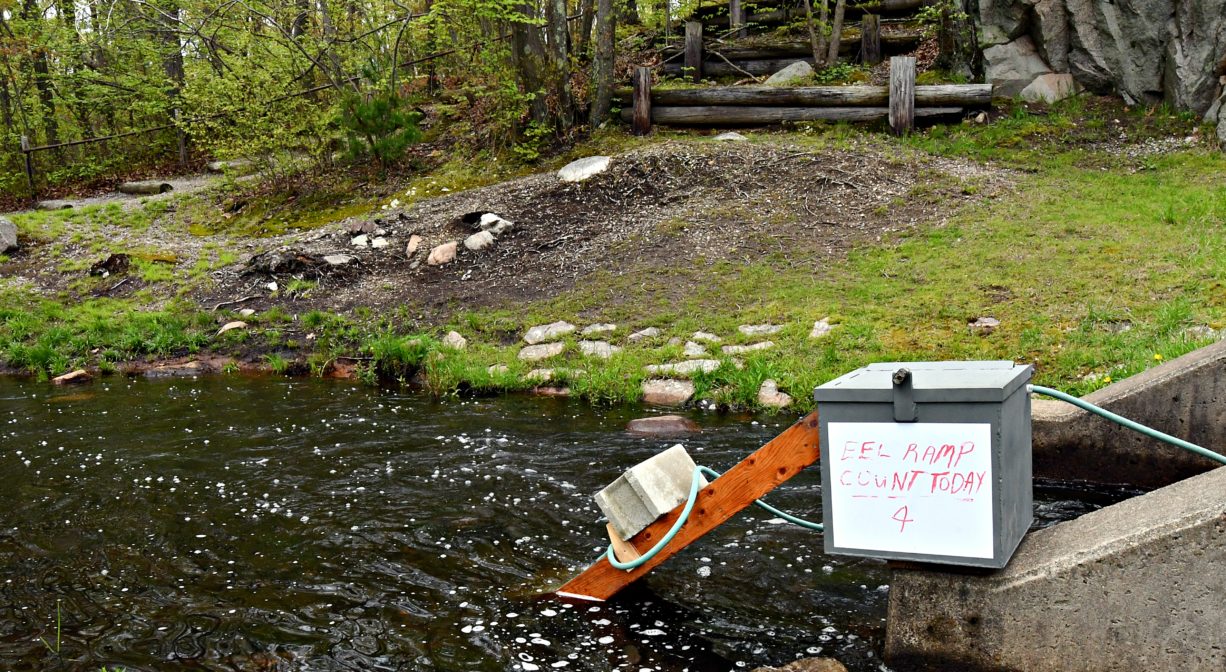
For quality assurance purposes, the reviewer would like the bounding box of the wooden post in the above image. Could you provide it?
[556,411,822,602]
[632,66,652,135]
[20,134,35,201]
[889,55,916,136]
[861,14,882,65]
[730,0,746,38]
[685,21,703,82]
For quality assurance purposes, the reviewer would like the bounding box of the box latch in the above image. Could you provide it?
[892,367,917,422]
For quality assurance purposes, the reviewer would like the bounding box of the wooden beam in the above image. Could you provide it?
[632,66,653,135]
[613,84,992,108]
[660,33,921,62]
[556,411,822,602]
[617,105,963,125]
[889,55,916,136]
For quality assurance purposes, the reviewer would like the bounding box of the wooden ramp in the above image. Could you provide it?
[556,411,822,601]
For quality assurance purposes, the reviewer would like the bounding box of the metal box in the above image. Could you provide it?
[814,361,1033,568]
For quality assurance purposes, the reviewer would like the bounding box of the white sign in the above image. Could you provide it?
[828,422,994,559]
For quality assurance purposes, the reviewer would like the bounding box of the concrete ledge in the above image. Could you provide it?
[1032,339,1226,487]
[884,464,1226,671]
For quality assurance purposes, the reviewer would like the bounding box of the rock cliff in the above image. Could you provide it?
[974,0,1226,145]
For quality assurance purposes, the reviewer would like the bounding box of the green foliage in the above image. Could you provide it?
[814,63,869,85]
[338,83,423,169]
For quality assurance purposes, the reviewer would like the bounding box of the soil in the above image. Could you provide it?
[180,137,1012,321]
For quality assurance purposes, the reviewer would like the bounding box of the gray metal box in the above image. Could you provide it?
[814,361,1033,569]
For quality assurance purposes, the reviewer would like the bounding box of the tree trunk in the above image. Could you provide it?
[511,3,550,125]
[824,0,846,68]
[622,0,640,25]
[588,0,615,128]
[800,0,821,69]
[935,0,976,78]
[23,0,59,146]
[577,0,596,57]
[545,0,574,127]
[815,0,829,68]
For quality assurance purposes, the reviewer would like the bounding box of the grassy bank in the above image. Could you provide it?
[2,99,1223,410]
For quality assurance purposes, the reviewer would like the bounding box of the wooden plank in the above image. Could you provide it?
[685,21,703,82]
[556,411,821,601]
[889,55,916,136]
[617,105,962,125]
[607,523,642,563]
[745,0,934,24]
[613,84,991,108]
[861,14,882,65]
[632,66,653,135]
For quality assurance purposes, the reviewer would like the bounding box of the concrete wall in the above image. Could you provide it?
[1032,339,1226,488]
[884,464,1226,671]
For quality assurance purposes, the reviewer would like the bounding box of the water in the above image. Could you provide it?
[0,377,1142,671]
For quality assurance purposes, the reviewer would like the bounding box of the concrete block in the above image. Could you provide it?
[595,444,708,540]
[885,465,1226,671]
[1031,339,1226,487]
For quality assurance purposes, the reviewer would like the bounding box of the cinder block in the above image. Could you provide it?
[595,444,708,540]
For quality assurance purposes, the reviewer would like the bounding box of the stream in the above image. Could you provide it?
[0,377,1142,671]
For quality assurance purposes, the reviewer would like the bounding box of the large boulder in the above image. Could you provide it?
[0,216,17,253]
[984,36,1053,96]
[1021,73,1081,103]
[765,60,814,86]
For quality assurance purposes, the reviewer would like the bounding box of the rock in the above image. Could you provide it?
[519,342,566,362]
[983,36,1052,96]
[969,316,1001,336]
[683,341,708,357]
[626,415,702,435]
[712,131,747,142]
[406,234,423,257]
[691,331,722,343]
[526,368,554,381]
[524,320,576,344]
[667,337,682,346]
[751,657,848,672]
[464,230,495,251]
[722,341,775,355]
[35,200,73,210]
[217,321,247,335]
[371,237,389,249]
[765,60,814,86]
[642,379,696,406]
[644,359,721,376]
[558,156,612,182]
[757,379,793,409]
[1021,73,1080,103]
[628,327,661,341]
[323,254,356,266]
[265,281,278,292]
[442,330,467,350]
[1183,325,1221,341]
[579,340,621,359]
[975,111,989,124]
[810,317,835,339]
[739,324,783,336]
[144,361,205,378]
[479,213,515,236]
[346,219,377,235]
[350,234,370,248]
[0,217,17,253]
[532,386,570,397]
[488,364,510,375]
[581,323,617,336]
[238,309,255,317]
[427,241,458,266]
[52,369,92,385]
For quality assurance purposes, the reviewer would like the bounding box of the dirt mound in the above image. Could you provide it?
[202,138,1012,317]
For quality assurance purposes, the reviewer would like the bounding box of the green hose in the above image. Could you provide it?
[1029,384,1226,466]
[605,465,822,571]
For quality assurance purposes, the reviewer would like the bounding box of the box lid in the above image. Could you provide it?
[813,360,1033,404]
